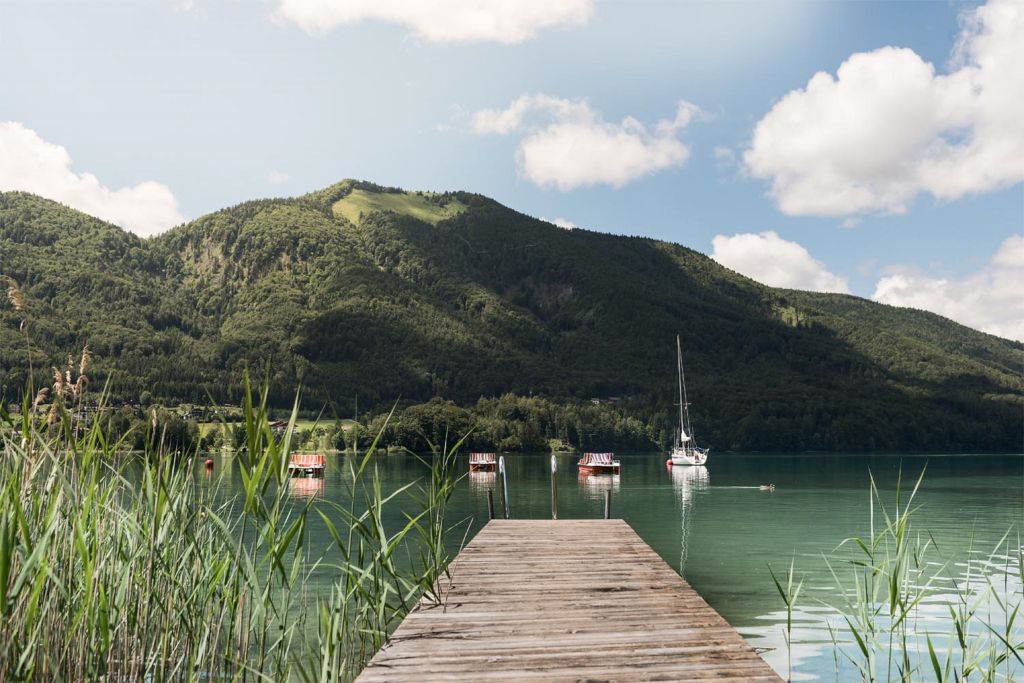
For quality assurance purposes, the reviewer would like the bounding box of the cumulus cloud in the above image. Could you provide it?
[274,0,592,43]
[474,95,701,190]
[711,231,850,293]
[745,0,1024,217]
[540,216,577,230]
[0,122,184,237]
[872,234,1024,341]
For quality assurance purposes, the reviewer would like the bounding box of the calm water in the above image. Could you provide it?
[205,452,1023,681]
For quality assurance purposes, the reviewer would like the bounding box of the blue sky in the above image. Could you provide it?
[1,0,1021,339]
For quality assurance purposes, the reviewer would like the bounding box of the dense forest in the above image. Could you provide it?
[1,181,1021,452]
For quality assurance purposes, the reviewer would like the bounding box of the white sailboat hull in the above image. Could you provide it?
[670,447,708,466]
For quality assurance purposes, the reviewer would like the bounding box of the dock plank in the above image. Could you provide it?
[357,519,779,682]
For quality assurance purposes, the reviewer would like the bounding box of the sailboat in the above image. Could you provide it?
[669,335,709,467]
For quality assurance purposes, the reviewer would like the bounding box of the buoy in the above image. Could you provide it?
[665,459,673,469]
[204,458,214,470]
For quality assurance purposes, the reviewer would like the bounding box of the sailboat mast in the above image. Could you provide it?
[676,336,686,441]
[677,335,693,442]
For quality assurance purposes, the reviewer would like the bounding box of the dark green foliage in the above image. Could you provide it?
[94,406,199,452]
[361,394,657,453]
[1,184,1021,452]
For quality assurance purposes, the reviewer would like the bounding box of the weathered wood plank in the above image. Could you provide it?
[356,519,779,682]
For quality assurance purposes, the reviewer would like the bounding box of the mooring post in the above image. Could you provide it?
[550,454,558,520]
[604,489,611,519]
[499,456,510,519]
[486,489,495,520]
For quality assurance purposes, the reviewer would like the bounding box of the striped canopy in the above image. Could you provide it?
[470,453,497,463]
[289,453,325,468]
[580,452,615,465]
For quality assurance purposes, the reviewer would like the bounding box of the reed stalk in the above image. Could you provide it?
[769,555,804,682]
[0,377,462,682]
[773,467,1023,682]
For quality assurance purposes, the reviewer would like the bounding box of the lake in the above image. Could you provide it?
[205,451,1023,681]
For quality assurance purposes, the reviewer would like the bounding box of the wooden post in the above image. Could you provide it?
[486,489,495,520]
[550,454,558,520]
[604,489,611,519]
[499,456,510,519]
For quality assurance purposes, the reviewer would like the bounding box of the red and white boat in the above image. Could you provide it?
[577,452,620,475]
[469,452,497,472]
[288,453,326,478]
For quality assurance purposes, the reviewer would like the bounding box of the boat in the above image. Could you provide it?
[668,335,709,467]
[469,452,497,472]
[288,453,326,478]
[577,452,620,475]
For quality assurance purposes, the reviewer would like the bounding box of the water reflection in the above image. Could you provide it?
[288,477,325,499]
[671,465,709,574]
[578,472,620,496]
[467,470,496,490]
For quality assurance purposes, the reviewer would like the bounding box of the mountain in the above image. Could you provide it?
[1,181,1021,452]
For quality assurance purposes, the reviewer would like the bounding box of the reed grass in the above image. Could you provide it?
[0,377,462,682]
[768,556,804,682]
[773,467,1023,682]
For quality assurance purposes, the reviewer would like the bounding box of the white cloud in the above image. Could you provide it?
[872,234,1024,341]
[540,216,577,230]
[0,122,184,237]
[474,94,591,135]
[267,170,291,184]
[273,0,592,43]
[992,232,1024,267]
[745,0,1024,217]
[711,231,850,293]
[474,95,701,190]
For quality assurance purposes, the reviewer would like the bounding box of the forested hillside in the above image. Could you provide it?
[2,182,1021,452]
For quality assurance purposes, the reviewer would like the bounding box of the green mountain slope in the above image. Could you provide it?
[2,181,1021,451]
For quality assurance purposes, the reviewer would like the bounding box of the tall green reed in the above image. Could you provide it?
[773,467,1023,683]
[309,419,465,681]
[769,556,804,682]
[0,378,463,682]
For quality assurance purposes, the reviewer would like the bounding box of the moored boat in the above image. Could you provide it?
[469,452,497,472]
[668,335,709,467]
[288,453,326,478]
[577,452,620,475]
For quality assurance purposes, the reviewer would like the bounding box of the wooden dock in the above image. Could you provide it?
[357,519,780,681]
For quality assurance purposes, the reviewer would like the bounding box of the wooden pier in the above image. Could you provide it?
[357,519,780,681]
